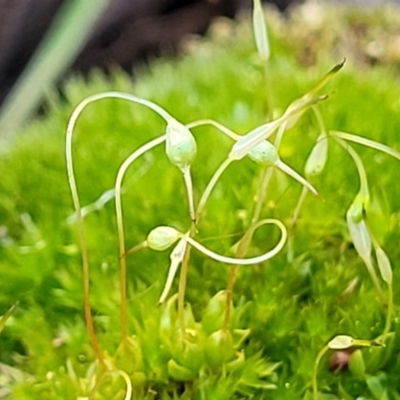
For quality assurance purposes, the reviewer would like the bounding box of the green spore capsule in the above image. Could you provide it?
[147,226,181,251]
[376,246,392,284]
[328,335,374,350]
[305,135,328,176]
[346,208,371,260]
[252,0,270,60]
[328,335,354,350]
[248,140,279,167]
[166,118,197,170]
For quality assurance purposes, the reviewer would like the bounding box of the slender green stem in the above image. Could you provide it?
[197,158,232,218]
[66,108,105,367]
[331,130,400,162]
[223,226,257,332]
[178,224,196,336]
[252,167,273,224]
[291,186,308,230]
[277,161,318,196]
[70,92,171,123]
[186,119,240,141]
[273,121,287,150]
[287,186,308,262]
[184,219,287,265]
[182,166,196,221]
[176,155,233,334]
[311,106,327,136]
[223,121,285,331]
[123,241,147,259]
[176,218,287,334]
[383,282,393,338]
[66,91,171,362]
[312,344,329,400]
[115,135,166,344]
[224,166,271,331]
[334,138,369,201]
[363,256,385,303]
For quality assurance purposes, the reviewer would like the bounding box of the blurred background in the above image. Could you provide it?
[0,0,395,139]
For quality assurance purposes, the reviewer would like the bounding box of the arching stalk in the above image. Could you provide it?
[115,135,166,344]
[66,91,171,360]
[197,158,233,218]
[183,219,287,265]
[312,344,329,400]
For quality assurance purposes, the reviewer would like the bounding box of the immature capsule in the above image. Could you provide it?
[375,246,392,284]
[328,335,354,350]
[147,226,180,251]
[252,0,270,60]
[247,141,318,195]
[166,118,197,170]
[346,206,371,260]
[305,135,328,176]
[328,335,375,350]
[247,140,279,167]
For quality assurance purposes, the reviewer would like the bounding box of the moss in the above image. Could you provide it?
[1,3,400,399]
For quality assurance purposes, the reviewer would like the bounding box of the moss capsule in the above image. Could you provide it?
[166,118,197,170]
[147,226,180,251]
[248,140,279,167]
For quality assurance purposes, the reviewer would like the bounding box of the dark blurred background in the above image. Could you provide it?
[3,0,392,138]
[0,0,299,108]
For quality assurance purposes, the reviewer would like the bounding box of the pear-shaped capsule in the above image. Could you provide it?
[252,0,270,60]
[147,226,181,251]
[248,140,279,167]
[166,118,197,170]
[305,135,328,176]
[375,246,392,284]
[328,335,374,350]
[246,140,318,195]
[346,208,371,261]
[328,335,354,350]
